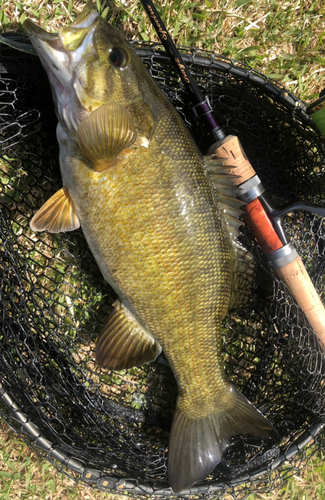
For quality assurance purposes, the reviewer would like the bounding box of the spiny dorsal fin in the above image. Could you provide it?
[204,154,256,307]
[76,102,137,171]
[96,301,162,370]
[203,155,242,229]
[30,187,80,233]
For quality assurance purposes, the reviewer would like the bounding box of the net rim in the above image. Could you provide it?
[1,380,324,496]
[0,33,316,130]
[1,34,325,498]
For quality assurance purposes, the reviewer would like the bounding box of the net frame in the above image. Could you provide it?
[1,34,325,499]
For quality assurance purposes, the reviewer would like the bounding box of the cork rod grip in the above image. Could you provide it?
[213,135,256,185]
[276,256,325,349]
[213,134,325,349]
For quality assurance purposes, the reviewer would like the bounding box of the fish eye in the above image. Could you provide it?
[109,48,128,68]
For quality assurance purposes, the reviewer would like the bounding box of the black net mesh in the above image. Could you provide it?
[1,34,325,498]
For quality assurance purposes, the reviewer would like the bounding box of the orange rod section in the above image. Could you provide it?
[241,199,283,254]
[212,134,325,349]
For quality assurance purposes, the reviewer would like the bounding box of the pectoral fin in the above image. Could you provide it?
[96,301,162,370]
[30,187,80,233]
[76,102,137,171]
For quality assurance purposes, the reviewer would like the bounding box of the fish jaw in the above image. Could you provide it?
[24,1,275,493]
[23,0,151,140]
[23,3,101,136]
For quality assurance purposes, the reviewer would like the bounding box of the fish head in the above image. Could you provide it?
[23,1,148,139]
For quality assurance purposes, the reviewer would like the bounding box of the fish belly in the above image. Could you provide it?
[58,116,233,396]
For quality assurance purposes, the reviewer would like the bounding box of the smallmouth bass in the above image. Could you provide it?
[24,1,279,492]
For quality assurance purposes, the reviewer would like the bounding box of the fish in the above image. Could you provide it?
[23,1,279,493]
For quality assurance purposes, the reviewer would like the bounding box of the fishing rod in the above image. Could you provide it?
[2,12,325,346]
[140,0,325,349]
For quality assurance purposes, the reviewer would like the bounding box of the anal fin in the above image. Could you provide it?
[30,187,80,233]
[96,301,162,370]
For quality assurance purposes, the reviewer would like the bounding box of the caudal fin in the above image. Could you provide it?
[168,385,279,493]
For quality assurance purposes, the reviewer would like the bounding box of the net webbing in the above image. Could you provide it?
[1,36,325,498]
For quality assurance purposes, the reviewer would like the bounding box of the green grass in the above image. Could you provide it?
[0,421,118,500]
[1,0,325,499]
[1,0,325,100]
[246,449,325,500]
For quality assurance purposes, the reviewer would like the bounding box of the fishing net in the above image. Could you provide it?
[1,33,325,498]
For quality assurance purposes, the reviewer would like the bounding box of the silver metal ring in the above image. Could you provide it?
[238,175,265,203]
[267,242,298,268]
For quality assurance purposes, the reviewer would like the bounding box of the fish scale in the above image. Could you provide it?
[62,97,233,413]
[24,1,279,493]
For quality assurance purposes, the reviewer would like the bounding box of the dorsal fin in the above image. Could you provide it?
[204,155,242,230]
[76,102,137,171]
[204,155,256,307]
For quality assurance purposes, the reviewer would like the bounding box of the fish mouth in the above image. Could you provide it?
[23,0,98,39]
[23,1,100,135]
[23,1,99,85]
[23,20,70,86]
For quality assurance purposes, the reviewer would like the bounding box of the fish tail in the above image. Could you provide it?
[168,385,279,493]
